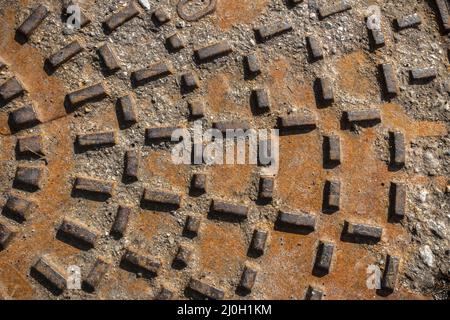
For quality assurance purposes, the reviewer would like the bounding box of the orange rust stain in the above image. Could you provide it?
[266,58,290,107]
[146,149,189,191]
[100,267,152,300]
[133,209,181,242]
[209,164,254,199]
[0,8,67,132]
[277,132,325,212]
[199,222,246,279]
[261,218,417,299]
[408,175,448,191]
[0,262,34,299]
[258,227,391,300]
[317,242,385,299]
[259,230,316,299]
[273,96,443,298]
[0,116,80,288]
[83,103,119,131]
[339,129,393,224]
[38,117,74,216]
[277,100,447,219]
[206,73,231,114]
[266,58,316,111]
[205,72,251,117]
[336,51,377,99]
[213,0,269,31]
[0,135,14,161]
[293,84,316,109]
[318,107,341,133]
[119,276,153,300]
[381,103,447,139]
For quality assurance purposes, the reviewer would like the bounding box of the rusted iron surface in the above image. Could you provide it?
[0,0,449,300]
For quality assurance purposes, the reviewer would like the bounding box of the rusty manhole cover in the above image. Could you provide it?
[0,0,449,300]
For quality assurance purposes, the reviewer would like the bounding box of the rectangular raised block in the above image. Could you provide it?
[0,77,24,101]
[15,165,44,189]
[189,100,205,118]
[213,120,250,132]
[325,135,341,164]
[319,78,334,102]
[211,200,248,218]
[392,182,406,220]
[32,256,66,291]
[47,40,84,69]
[259,176,274,200]
[111,205,130,237]
[104,2,140,32]
[98,44,121,72]
[188,278,224,300]
[166,33,185,52]
[77,131,117,148]
[17,5,49,38]
[307,36,323,61]
[124,150,139,180]
[59,218,98,247]
[250,229,268,256]
[411,68,437,80]
[122,248,161,274]
[244,54,261,76]
[315,241,334,273]
[3,195,36,221]
[239,266,258,292]
[381,64,399,97]
[192,173,207,192]
[10,105,41,129]
[194,41,233,62]
[84,258,110,291]
[319,3,352,19]
[382,255,400,291]
[180,72,200,91]
[17,135,45,157]
[392,131,405,166]
[184,215,201,237]
[279,114,317,129]
[396,13,422,29]
[132,63,173,84]
[278,211,316,230]
[253,88,270,110]
[325,180,340,211]
[118,95,138,125]
[174,245,192,268]
[0,223,15,250]
[143,189,182,207]
[74,176,115,196]
[346,109,381,123]
[370,29,385,47]
[346,221,383,241]
[67,83,106,106]
[254,22,293,42]
[305,286,323,300]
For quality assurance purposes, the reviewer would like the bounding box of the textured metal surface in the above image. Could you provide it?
[0,0,449,300]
